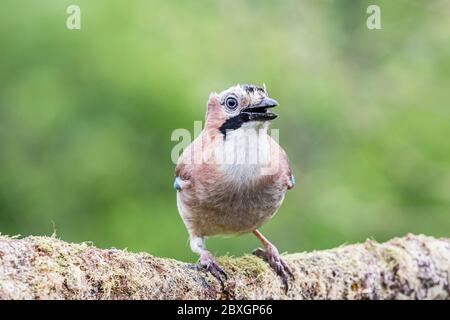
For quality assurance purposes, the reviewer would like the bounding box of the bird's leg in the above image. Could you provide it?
[252,229,294,291]
[190,236,227,285]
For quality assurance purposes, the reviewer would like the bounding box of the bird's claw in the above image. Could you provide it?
[206,260,228,284]
[253,247,294,292]
[198,253,228,287]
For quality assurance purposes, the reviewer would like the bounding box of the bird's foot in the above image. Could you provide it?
[253,245,294,292]
[197,251,228,287]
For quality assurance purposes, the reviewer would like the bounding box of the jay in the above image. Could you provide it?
[174,84,295,289]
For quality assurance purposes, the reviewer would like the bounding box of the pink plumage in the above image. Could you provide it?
[175,84,295,289]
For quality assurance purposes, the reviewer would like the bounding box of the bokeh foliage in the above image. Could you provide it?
[0,0,449,261]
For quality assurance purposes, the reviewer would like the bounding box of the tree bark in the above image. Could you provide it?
[0,234,449,299]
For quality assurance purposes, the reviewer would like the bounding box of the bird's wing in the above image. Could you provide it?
[174,138,197,191]
[281,148,296,190]
[286,166,296,190]
[269,136,295,190]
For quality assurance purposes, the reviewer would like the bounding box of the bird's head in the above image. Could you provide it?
[205,84,279,136]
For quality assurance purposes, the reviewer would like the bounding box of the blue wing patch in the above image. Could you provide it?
[173,177,182,191]
[290,174,296,186]
[288,174,296,189]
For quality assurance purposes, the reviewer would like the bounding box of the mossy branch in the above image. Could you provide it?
[0,234,449,299]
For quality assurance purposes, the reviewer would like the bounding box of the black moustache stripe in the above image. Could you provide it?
[219,113,250,138]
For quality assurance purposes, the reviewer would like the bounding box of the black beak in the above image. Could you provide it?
[240,97,279,121]
[252,97,279,109]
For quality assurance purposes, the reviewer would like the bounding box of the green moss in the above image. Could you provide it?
[33,237,54,255]
[380,246,406,268]
[364,238,379,253]
[101,276,119,297]
[56,254,69,268]
[218,255,269,278]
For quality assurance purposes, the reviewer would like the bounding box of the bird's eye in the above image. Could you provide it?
[225,97,238,111]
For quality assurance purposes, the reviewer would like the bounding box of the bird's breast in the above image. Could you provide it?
[177,126,289,236]
[214,125,272,184]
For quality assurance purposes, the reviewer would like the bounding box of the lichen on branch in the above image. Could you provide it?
[0,234,449,299]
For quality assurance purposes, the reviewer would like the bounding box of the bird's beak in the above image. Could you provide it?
[240,97,279,121]
[253,97,279,109]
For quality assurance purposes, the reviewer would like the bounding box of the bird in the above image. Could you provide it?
[174,84,295,289]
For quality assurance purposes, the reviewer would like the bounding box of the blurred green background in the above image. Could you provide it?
[0,0,449,261]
